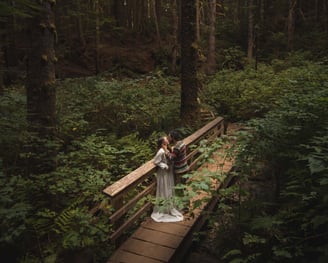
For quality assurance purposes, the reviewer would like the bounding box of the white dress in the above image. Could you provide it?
[151,148,183,222]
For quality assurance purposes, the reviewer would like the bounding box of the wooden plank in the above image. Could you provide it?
[103,160,156,197]
[108,250,164,263]
[177,217,197,227]
[132,227,183,248]
[141,219,190,237]
[106,121,240,263]
[184,117,224,145]
[120,238,175,262]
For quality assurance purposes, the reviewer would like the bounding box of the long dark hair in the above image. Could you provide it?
[168,130,180,142]
[157,137,166,150]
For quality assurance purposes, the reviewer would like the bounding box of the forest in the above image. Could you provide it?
[0,0,328,262]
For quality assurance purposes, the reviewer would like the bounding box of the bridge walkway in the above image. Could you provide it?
[104,118,239,263]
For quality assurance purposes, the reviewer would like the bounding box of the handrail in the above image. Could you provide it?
[102,116,224,243]
[103,116,224,198]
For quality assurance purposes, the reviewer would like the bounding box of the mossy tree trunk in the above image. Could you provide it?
[26,0,57,175]
[180,0,200,126]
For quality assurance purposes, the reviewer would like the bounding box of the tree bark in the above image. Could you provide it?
[247,0,254,63]
[152,0,162,47]
[26,0,57,175]
[95,0,100,74]
[315,0,319,22]
[171,0,179,74]
[0,36,4,95]
[287,0,297,52]
[324,0,328,32]
[196,0,201,42]
[76,0,86,49]
[180,0,200,125]
[206,0,217,75]
[114,0,128,27]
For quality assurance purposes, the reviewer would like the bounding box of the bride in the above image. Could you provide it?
[151,136,183,223]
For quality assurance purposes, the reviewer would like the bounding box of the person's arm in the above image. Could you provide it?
[153,148,168,169]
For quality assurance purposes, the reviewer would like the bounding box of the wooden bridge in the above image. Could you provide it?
[103,116,236,263]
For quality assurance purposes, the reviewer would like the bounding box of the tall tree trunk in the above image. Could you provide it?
[152,0,162,47]
[0,43,3,95]
[287,0,297,52]
[76,0,86,49]
[315,0,319,22]
[171,0,179,74]
[196,0,201,41]
[255,0,264,70]
[114,0,128,27]
[233,0,241,25]
[26,0,57,175]
[5,1,18,68]
[0,29,4,95]
[206,0,217,75]
[247,0,254,63]
[180,0,200,125]
[95,0,100,74]
[324,0,328,32]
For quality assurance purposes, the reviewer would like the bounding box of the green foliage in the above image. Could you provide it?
[0,87,27,173]
[214,62,328,262]
[0,73,181,262]
[203,60,327,121]
[2,57,327,262]
[177,136,235,214]
[56,73,180,139]
[219,47,246,70]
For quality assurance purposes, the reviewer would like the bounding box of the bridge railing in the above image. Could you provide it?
[103,117,225,243]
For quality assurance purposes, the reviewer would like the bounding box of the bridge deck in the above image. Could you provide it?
[107,123,240,263]
[107,157,235,263]
[108,216,195,263]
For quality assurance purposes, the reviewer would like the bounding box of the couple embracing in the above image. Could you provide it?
[150,130,189,223]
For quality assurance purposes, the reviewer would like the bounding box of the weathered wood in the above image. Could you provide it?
[109,182,155,224]
[110,202,153,242]
[103,117,224,199]
[108,250,163,263]
[133,227,183,248]
[120,238,175,262]
[141,219,190,237]
[104,160,156,198]
[105,119,240,263]
[184,117,224,146]
[104,116,225,253]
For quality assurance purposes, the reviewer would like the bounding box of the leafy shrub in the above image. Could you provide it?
[203,60,327,122]
[216,63,328,262]
[0,87,27,174]
[56,73,180,140]
[0,73,181,262]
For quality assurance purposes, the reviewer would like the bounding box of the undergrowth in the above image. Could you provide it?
[1,59,327,262]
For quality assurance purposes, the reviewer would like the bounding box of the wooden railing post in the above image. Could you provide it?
[110,195,124,246]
